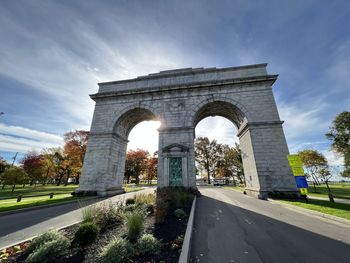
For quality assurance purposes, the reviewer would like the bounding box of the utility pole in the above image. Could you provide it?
[12,152,18,166]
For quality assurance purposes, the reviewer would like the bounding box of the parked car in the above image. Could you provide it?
[213,179,226,186]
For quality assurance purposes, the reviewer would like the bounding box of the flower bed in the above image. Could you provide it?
[2,187,199,263]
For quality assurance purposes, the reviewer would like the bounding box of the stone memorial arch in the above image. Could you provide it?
[76,64,298,199]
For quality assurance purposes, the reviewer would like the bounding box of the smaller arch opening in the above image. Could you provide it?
[193,101,246,130]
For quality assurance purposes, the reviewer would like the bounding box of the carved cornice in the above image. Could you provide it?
[237,121,284,137]
[162,143,190,153]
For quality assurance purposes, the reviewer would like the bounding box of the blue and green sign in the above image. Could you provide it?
[287,154,308,195]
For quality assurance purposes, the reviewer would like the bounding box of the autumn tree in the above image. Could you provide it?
[298,149,329,191]
[63,130,89,184]
[21,152,43,185]
[145,153,158,184]
[52,150,71,186]
[326,111,350,178]
[125,149,149,184]
[41,147,62,184]
[195,137,223,184]
[319,167,332,192]
[0,156,8,174]
[2,166,28,192]
[0,157,9,189]
[221,144,245,185]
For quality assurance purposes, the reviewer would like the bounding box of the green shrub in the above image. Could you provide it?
[170,235,184,251]
[172,191,193,208]
[100,237,132,263]
[145,203,154,215]
[25,230,62,255]
[73,222,99,247]
[124,210,145,242]
[174,208,187,218]
[81,204,98,223]
[95,201,123,231]
[136,234,160,255]
[26,235,70,263]
[155,191,170,224]
[125,198,135,205]
[123,203,137,213]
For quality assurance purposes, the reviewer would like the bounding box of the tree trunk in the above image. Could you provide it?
[56,173,64,186]
[12,184,15,192]
[325,181,332,193]
[64,171,71,186]
[207,167,211,184]
[2,184,5,190]
[75,173,80,184]
[311,175,319,189]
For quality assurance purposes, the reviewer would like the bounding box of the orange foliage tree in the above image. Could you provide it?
[125,149,149,184]
[63,130,89,184]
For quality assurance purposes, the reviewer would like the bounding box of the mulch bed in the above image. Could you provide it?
[5,199,193,263]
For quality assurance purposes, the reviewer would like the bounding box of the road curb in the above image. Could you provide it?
[179,195,197,263]
[269,198,350,227]
[0,196,99,216]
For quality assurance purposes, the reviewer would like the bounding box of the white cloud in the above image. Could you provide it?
[278,101,328,142]
[322,150,344,167]
[0,123,63,153]
[196,117,238,146]
[0,3,189,130]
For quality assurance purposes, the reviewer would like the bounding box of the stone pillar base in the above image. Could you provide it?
[245,188,301,200]
[75,187,125,197]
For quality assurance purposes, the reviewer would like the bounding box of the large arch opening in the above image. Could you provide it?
[112,107,161,189]
[125,120,160,186]
[193,101,247,187]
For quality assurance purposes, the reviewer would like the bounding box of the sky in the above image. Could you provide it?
[0,0,349,176]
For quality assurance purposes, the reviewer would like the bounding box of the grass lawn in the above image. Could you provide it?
[124,186,144,193]
[0,194,85,212]
[307,183,350,200]
[282,199,350,220]
[0,184,143,213]
[0,184,78,198]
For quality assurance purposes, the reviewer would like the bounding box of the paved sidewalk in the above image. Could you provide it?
[0,188,154,249]
[307,195,350,205]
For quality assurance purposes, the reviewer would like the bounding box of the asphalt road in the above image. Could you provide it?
[191,187,350,263]
[0,188,154,249]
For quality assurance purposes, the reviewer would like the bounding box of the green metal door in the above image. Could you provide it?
[169,157,182,186]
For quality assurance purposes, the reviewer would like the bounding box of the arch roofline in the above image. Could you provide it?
[95,63,277,94]
[99,63,268,86]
